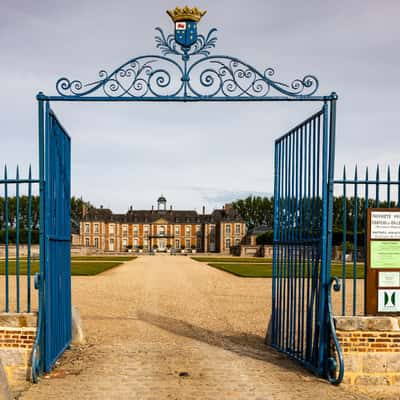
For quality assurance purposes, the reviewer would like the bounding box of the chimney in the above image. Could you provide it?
[82,203,87,218]
[170,205,173,212]
[151,205,154,213]
[129,205,133,212]
[100,205,103,209]
[202,206,205,215]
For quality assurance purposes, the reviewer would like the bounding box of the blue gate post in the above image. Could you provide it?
[270,140,280,345]
[32,94,46,382]
[324,93,344,384]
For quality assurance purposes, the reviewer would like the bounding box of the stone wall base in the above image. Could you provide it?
[0,313,36,397]
[335,316,400,385]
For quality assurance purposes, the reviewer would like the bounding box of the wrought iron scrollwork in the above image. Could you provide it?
[327,276,344,384]
[55,27,319,99]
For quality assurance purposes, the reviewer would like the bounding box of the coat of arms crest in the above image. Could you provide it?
[167,6,207,48]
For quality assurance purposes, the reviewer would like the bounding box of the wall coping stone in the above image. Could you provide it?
[0,314,37,328]
[334,316,400,331]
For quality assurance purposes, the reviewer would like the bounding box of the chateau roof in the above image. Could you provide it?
[83,206,243,224]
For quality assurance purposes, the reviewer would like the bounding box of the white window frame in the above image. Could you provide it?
[225,224,231,234]
[85,223,90,234]
[226,238,231,249]
[235,224,241,234]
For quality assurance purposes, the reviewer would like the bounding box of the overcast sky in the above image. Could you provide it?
[1,1,399,213]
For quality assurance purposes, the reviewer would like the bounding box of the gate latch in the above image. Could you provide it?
[34,273,41,290]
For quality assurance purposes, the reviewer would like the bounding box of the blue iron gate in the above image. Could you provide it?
[30,7,342,384]
[270,102,343,383]
[32,103,72,381]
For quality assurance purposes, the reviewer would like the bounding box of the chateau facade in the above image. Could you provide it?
[80,196,246,253]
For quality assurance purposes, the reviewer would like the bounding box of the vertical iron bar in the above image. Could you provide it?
[27,165,32,312]
[271,140,279,345]
[376,165,380,207]
[16,166,20,313]
[38,98,46,374]
[353,166,358,316]
[398,164,400,208]
[299,124,304,358]
[363,167,369,316]
[387,166,391,207]
[342,167,347,316]
[4,166,9,312]
[318,102,329,371]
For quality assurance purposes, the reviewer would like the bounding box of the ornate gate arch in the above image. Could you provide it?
[32,6,342,384]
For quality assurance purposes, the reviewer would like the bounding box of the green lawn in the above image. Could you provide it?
[0,256,136,276]
[191,257,273,263]
[202,261,365,279]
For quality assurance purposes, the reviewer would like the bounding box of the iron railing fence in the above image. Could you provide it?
[332,164,400,316]
[0,165,39,313]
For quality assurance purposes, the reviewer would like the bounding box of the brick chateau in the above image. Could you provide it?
[80,195,246,253]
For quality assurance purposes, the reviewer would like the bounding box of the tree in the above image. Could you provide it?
[232,196,274,228]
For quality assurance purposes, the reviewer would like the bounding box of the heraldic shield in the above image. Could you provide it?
[175,21,197,47]
[167,6,206,48]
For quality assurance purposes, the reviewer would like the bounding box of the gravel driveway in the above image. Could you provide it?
[20,255,369,400]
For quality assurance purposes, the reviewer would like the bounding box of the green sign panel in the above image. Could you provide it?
[371,241,400,269]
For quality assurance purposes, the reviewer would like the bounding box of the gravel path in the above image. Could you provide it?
[19,255,369,400]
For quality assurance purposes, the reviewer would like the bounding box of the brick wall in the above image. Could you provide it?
[335,316,400,385]
[0,313,37,395]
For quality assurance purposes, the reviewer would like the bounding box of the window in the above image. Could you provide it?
[122,225,127,237]
[85,238,89,247]
[144,225,149,237]
[175,225,180,235]
[225,224,231,234]
[94,224,99,234]
[94,238,99,248]
[122,238,127,247]
[235,224,241,234]
[109,224,114,234]
[235,238,241,246]
[109,239,114,251]
[175,239,180,249]
[144,239,148,248]
[185,225,191,237]
[185,239,191,249]
[85,223,90,234]
[133,239,138,248]
[196,225,201,233]
[226,239,231,249]
[133,225,138,237]
[159,225,165,235]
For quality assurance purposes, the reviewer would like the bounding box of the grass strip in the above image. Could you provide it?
[205,262,365,279]
[0,258,136,276]
[191,257,273,263]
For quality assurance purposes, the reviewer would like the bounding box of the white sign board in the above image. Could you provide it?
[371,211,400,239]
[378,289,400,312]
[379,271,400,287]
